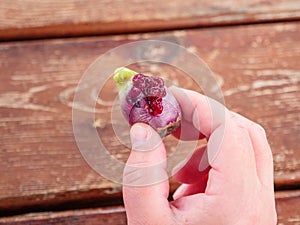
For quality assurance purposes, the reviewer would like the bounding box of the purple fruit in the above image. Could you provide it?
[113,67,181,137]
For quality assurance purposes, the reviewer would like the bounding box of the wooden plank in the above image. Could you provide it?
[0,191,299,224]
[0,0,300,40]
[0,206,127,225]
[276,190,300,225]
[0,22,299,213]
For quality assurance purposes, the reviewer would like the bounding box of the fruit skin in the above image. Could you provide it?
[114,67,181,137]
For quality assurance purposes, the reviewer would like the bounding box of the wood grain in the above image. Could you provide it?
[0,22,299,213]
[276,190,300,224]
[0,191,299,224]
[0,0,300,40]
[0,206,127,225]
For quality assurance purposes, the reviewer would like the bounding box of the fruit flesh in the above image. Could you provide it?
[130,73,166,117]
[114,67,181,137]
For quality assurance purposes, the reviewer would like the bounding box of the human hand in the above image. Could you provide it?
[122,87,277,225]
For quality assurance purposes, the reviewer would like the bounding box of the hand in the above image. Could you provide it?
[122,87,277,225]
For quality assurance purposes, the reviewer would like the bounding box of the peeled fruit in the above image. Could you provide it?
[113,67,181,137]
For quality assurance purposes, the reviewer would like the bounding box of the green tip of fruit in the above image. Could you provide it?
[113,67,137,90]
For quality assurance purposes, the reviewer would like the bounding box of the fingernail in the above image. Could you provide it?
[131,124,148,140]
[130,124,150,149]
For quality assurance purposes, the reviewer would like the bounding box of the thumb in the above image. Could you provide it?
[123,123,171,222]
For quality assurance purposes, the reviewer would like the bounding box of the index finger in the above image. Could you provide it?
[169,87,257,183]
[169,88,260,212]
[169,86,227,175]
[169,86,226,139]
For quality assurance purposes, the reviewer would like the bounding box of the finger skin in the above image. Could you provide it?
[123,88,277,225]
[230,112,274,189]
[248,123,274,189]
[172,119,206,141]
[169,88,259,212]
[173,174,209,200]
[123,123,173,224]
[170,86,226,138]
[170,87,258,185]
[169,88,276,224]
[172,146,210,185]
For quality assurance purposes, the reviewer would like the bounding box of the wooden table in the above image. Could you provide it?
[0,1,300,224]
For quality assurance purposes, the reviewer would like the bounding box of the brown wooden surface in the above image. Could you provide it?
[0,190,299,224]
[0,206,127,225]
[1,22,300,216]
[0,0,300,40]
[276,190,300,225]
